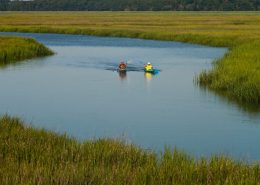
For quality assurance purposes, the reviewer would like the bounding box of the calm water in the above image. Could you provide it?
[1,32,260,160]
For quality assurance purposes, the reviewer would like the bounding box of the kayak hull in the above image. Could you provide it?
[118,68,127,72]
[144,69,155,73]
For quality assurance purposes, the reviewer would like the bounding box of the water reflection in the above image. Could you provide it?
[144,72,153,82]
[198,85,260,117]
[0,55,52,70]
[118,71,127,80]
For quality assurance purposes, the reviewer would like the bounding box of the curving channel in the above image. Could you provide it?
[1,32,260,160]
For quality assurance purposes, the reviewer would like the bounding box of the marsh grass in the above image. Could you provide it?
[0,12,259,105]
[0,36,53,65]
[1,115,260,185]
[198,41,260,104]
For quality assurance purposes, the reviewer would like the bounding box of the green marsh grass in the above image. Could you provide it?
[1,115,260,185]
[0,36,53,65]
[0,12,259,105]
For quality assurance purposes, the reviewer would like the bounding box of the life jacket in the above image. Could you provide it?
[145,64,153,71]
[119,63,127,69]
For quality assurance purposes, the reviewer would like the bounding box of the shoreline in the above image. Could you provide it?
[1,115,260,184]
[0,36,53,65]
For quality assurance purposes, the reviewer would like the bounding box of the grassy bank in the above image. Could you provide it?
[0,36,53,65]
[0,12,259,105]
[0,115,260,185]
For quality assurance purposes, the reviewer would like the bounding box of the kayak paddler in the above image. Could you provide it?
[118,61,127,71]
[144,62,153,71]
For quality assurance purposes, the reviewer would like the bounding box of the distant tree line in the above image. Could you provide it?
[1,0,260,11]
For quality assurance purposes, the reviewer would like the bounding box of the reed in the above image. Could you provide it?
[198,41,260,104]
[0,36,53,65]
[0,115,260,185]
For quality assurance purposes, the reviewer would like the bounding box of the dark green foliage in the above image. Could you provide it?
[0,0,9,10]
[2,0,260,11]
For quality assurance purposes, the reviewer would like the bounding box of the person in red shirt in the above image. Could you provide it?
[118,61,127,71]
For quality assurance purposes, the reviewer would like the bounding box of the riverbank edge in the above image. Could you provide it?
[0,36,54,66]
[1,115,260,184]
[0,25,259,106]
